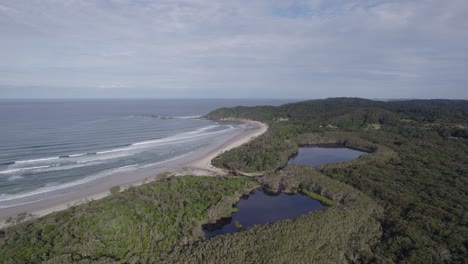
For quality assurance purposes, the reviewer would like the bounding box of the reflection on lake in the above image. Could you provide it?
[288,146,366,166]
[203,188,326,238]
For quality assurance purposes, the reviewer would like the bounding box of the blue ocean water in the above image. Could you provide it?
[0,99,293,206]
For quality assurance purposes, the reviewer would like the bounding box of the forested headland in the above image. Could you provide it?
[207,98,468,263]
[1,98,467,263]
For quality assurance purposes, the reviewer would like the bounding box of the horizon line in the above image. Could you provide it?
[0,97,467,101]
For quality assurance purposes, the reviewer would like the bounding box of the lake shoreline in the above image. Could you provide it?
[203,187,327,238]
[0,120,268,228]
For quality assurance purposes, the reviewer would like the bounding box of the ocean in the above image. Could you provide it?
[0,99,293,209]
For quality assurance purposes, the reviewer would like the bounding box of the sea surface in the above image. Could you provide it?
[0,99,293,208]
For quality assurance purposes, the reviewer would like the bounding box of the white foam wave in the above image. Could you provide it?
[8,175,24,181]
[15,157,59,164]
[0,165,51,174]
[186,125,220,134]
[8,124,235,169]
[41,162,103,172]
[0,160,111,177]
[174,115,202,119]
[0,177,100,204]
[0,154,186,205]
[0,123,239,207]
[0,166,127,203]
[199,124,221,130]
[69,153,87,158]
[115,164,139,171]
[132,126,232,147]
[77,153,134,163]
[96,147,129,155]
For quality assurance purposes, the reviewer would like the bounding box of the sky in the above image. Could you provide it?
[0,0,467,99]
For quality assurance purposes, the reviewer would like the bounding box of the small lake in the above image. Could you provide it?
[288,146,366,166]
[203,188,326,238]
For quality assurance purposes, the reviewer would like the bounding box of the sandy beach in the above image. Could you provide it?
[173,120,267,176]
[0,120,267,227]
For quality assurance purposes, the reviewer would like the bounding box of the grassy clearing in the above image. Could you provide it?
[301,189,338,206]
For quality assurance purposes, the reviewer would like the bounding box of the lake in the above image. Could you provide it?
[203,188,327,237]
[203,146,366,238]
[288,146,366,166]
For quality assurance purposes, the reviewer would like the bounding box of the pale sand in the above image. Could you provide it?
[0,120,267,228]
[173,120,268,176]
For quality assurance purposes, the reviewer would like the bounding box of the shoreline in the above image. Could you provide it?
[172,120,267,176]
[0,120,267,228]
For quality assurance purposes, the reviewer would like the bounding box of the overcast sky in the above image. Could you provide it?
[0,0,467,99]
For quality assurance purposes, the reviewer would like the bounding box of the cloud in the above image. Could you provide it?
[0,0,467,99]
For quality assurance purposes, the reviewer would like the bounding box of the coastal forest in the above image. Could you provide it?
[1,98,467,263]
[207,98,468,263]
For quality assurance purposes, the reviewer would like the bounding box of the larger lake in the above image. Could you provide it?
[288,146,366,166]
[203,146,367,238]
[203,188,326,237]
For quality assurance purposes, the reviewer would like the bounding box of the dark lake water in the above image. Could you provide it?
[203,188,326,237]
[288,146,366,166]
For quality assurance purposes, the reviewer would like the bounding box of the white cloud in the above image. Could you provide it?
[0,0,467,98]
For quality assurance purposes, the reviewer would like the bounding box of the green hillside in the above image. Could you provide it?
[206,98,468,263]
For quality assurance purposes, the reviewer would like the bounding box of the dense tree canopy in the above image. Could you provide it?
[206,98,468,263]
